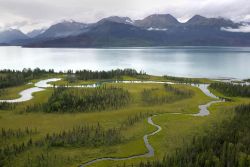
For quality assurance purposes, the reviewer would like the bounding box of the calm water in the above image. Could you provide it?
[0,46,250,79]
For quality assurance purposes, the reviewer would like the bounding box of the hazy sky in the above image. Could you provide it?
[0,0,250,32]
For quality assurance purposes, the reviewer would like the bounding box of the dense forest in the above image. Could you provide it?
[74,69,146,80]
[163,76,201,84]
[210,82,250,97]
[0,68,55,89]
[137,104,250,167]
[26,86,131,113]
[141,84,193,105]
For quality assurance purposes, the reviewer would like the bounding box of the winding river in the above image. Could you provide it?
[0,87,44,103]
[0,78,61,103]
[79,83,223,167]
[0,78,223,166]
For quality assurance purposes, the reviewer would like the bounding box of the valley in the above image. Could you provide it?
[1,69,249,166]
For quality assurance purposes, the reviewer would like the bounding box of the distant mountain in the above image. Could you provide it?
[25,21,168,47]
[97,16,134,25]
[35,20,88,39]
[186,15,210,25]
[0,29,29,43]
[185,15,239,29]
[14,14,250,47]
[134,14,180,29]
[27,28,46,38]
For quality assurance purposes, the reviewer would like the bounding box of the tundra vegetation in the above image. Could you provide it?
[141,84,193,105]
[0,69,249,167]
[137,104,250,167]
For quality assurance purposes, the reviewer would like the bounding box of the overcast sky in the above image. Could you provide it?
[0,0,250,32]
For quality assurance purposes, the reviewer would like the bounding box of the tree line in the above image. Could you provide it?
[0,127,38,139]
[210,82,250,97]
[75,69,146,80]
[120,112,151,129]
[164,84,193,96]
[26,86,131,113]
[36,123,122,147]
[0,68,145,89]
[0,68,55,89]
[137,104,250,167]
[0,102,16,110]
[163,75,201,84]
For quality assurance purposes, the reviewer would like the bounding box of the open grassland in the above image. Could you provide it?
[0,75,249,167]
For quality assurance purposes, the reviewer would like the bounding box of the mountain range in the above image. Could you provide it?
[1,14,250,47]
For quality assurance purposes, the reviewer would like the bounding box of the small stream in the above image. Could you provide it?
[0,78,224,166]
[78,81,224,166]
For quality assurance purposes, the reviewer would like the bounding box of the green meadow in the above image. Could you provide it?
[0,71,249,167]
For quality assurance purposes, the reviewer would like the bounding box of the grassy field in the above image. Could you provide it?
[0,75,248,167]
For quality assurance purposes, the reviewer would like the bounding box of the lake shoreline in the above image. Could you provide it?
[0,46,249,79]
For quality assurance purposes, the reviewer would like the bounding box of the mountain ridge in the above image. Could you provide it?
[1,14,250,47]
[0,29,29,44]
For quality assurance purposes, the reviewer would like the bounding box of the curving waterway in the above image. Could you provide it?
[0,78,61,103]
[0,78,224,166]
[79,82,223,166]
[79,115,163,167]
[0,87,44,103]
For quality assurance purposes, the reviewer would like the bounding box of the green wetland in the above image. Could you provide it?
[0,68,250,167]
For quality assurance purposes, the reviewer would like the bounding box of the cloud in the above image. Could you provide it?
[221,24,250,33]
[0,0,249,32]
[4,21,29,29]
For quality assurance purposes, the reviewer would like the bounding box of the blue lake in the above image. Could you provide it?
[0,46,249,79]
